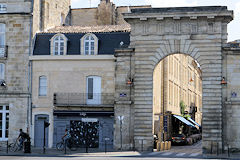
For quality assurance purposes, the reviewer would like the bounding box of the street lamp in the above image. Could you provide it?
[117,115,124,151]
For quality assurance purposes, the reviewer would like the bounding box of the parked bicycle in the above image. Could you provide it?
[56,137,77,151]
[9,139,21,152]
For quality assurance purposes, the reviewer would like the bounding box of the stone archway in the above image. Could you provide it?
[114,6,233,154]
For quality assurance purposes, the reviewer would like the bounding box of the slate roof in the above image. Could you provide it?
[33,31,130,55]
[45,24,131,33]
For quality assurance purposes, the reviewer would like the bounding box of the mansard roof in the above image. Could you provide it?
[33,31,130,55]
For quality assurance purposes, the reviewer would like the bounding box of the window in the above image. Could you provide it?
[54,36,64,55]
[81,33,98,55]
[0,63,4,79]
[86,76,101,104]
[39,76,47,96]
[50,34,67,55]
[84,35,95,55]
[0,23,5,57]
[0,105,9,141]
[0,4,7,13]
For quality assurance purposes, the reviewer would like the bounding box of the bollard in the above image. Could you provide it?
[164,141,168,150]
[160,142,164,151]
[156,141,161,151]
[168,141,171,150]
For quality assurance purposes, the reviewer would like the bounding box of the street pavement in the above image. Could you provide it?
[1,140,240,159]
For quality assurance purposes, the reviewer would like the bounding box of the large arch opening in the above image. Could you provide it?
[153,53,202,153]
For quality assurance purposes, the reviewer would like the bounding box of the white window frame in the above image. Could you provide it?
[80,33,98,55]
[0,4,7,13]
[0,23,5,57]
[39,76,47,96]
[0,105,9,141]
[0,63,4,79]
[50,34,68,55]
[84,35,95,55]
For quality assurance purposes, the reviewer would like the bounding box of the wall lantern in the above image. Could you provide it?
[126,78,133,85]
[221,77,227,85]
[189,78,193,82]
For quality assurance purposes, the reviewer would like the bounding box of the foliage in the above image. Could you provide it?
[180,100,186,116]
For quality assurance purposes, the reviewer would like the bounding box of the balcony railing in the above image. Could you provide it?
[0,46,8,58]
[53,93,115,107]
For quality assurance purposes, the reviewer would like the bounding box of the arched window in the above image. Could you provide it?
[81,33,98,55]
[54,36,64,55]
[84,35,95,55]
[39,76,47,96]
[0,63,4,79]
[50,34,67,55]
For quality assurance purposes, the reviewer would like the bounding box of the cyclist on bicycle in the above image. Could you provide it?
[62,129,71,145]
[17,129,30,150]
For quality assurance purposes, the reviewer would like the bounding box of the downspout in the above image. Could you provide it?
[27,0,34,134]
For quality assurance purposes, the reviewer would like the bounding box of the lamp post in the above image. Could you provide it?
[118,115,124,151]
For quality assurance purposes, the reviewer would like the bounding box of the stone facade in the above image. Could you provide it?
[0,0,70,145]
[114,6,233,153]
[32,0,70,34]
[222,43,240,152]
[153,54,202,141]
[30,55,115,147]
[0,0,32,144]
[71,0,151,26]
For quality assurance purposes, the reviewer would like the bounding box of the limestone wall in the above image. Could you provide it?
[32,0,70,34]
[30,55,115,147]
[119,7,233,153]
[222,47,240,151]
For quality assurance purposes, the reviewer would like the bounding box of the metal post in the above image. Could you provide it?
[216,142,219,156]
[6,141,8,153]
[85,123,88,153]
[141,139,143,152]
[64,139,66,154]
[211,141,213,154]
[105,139,107,153]
[228,144,230,157]
[120,118,122,151]
[43,122,46,154]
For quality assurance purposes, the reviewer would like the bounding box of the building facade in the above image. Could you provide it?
[153,54,202,140]
[30,26,130,148]
[0,0,70,146]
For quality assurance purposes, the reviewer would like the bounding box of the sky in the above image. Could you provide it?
[71,0,240,42]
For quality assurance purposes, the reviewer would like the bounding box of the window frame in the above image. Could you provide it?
[0,105,9,141]
[0,23,5,57]
[0,63,4,80]
[50,34,68,56]
[80,33,98,55]
[39,76,47,96]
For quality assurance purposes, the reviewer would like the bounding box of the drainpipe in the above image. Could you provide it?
[27,0,34,134]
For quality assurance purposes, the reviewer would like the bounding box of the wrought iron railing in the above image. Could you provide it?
[53,93,114,107]
[0,46,8,58]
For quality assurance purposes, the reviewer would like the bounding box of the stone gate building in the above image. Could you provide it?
[114,6,234,154]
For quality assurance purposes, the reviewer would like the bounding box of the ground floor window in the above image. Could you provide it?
[0,105,9,141]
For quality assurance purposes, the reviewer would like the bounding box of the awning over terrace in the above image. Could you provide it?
[187,117,201,127]
[173,115,196,128]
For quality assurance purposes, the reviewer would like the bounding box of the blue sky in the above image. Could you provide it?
[71,0,240,42]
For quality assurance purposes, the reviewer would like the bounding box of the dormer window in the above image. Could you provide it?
[81,33,98,55]
[50,34,67,55]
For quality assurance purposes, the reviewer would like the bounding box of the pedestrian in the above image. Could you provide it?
[62,129,71,146]
[17,129,30,150]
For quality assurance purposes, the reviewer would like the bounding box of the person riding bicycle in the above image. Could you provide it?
[62,129,71,146]
[17,129,30,150]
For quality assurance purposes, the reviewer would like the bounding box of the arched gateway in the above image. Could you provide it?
[114,6,233,154]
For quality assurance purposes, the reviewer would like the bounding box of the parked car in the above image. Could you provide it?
[171,134,187,145]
